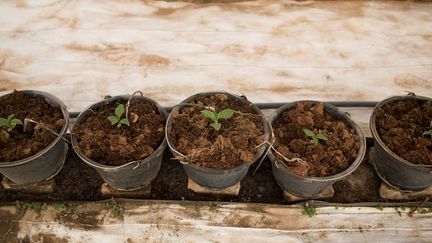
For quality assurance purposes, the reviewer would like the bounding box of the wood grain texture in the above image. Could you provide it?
[0,0,431,111]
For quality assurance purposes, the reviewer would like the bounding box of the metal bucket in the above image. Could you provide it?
[71,95,167,190]
[166,91,270,189]
[268,101,366,198]
[0,90,69,185]
[369,94,432,191]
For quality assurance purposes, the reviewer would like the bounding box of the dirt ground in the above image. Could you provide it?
[0,142,382,204]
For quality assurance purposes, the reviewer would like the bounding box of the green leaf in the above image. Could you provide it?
[119,118,130,127]
[312,137,318,145]
[217,109,235,120]
[7,114,14,122]
[0,118,8,127]
[9,118,23,128]
[423,130,432,136]
[210,122,221,131]
[108,116,119,125]
[316,133,328,141]
[201,110,217,122]
[115,104,125,118]
[303,129,315,137]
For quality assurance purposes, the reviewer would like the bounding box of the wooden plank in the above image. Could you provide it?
[0,201,431,242]
[0,1,431,111]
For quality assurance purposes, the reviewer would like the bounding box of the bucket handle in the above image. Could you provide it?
[165,103,194,164]
[252,115,274,176]
[252,114,311,174]
[405,91,416,96]
[125,91,144,121]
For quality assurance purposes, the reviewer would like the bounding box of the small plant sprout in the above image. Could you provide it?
[303,129,328,145]
[423,121,432,139]
[107,104,130,128]
[302,204,316,217]
[201,108,235,131]
[0,114,23,132]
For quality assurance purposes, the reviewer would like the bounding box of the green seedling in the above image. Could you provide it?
[201,108,235,131]
[53,203,65,211]
[209,204,219,212]
[107,104,130,128]
[423,122,432,139]
[254,205,264,213]
[17,201,47,211]
[375,204,384,211]
[423,121,432,139]
[106,200,124,220]
[0,114,23,132]
[303,129,328,145]
[302,204,316,217]
[423,130,432,138]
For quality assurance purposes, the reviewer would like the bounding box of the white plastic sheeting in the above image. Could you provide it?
[0,0,431,111]
[1,201,431,242]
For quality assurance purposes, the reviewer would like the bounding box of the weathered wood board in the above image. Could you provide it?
[1,0,431,112]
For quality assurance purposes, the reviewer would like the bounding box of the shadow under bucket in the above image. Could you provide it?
[166,91,270,189]
[370,95,432,191]
[71,95,167,190]
[0,90,69,185]
[268,101,366,198]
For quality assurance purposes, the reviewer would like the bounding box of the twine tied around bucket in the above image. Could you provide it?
[23,118,71,144]
[252,118,311,176]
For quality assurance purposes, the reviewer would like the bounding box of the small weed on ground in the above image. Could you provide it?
[374,204,384,211]
[106,200,124,220]
[209,204,219,212]
[17,201,47,211]
[302,204,316,217]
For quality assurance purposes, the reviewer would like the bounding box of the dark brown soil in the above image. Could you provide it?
[375,99,432,165]
[273,102,360,177]
[168,93,266,170]
[151,150,285,203]
[0,145,104,202]
[0,142,384,204]
[73,99,165,166]
[332,159,381,203]
[0,90,65,162]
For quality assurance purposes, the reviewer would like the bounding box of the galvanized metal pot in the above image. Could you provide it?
[370,95,432,191]
[166,91,270,189]
[71,95,167,190]
[268,101,366,198]
[0,90,69,185]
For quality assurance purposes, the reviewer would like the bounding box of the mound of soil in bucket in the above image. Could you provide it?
[0,90,64,162]
[168,93,265,170]
[375,99,432,165]
[73,99,165,166]
[273,102,360,177]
